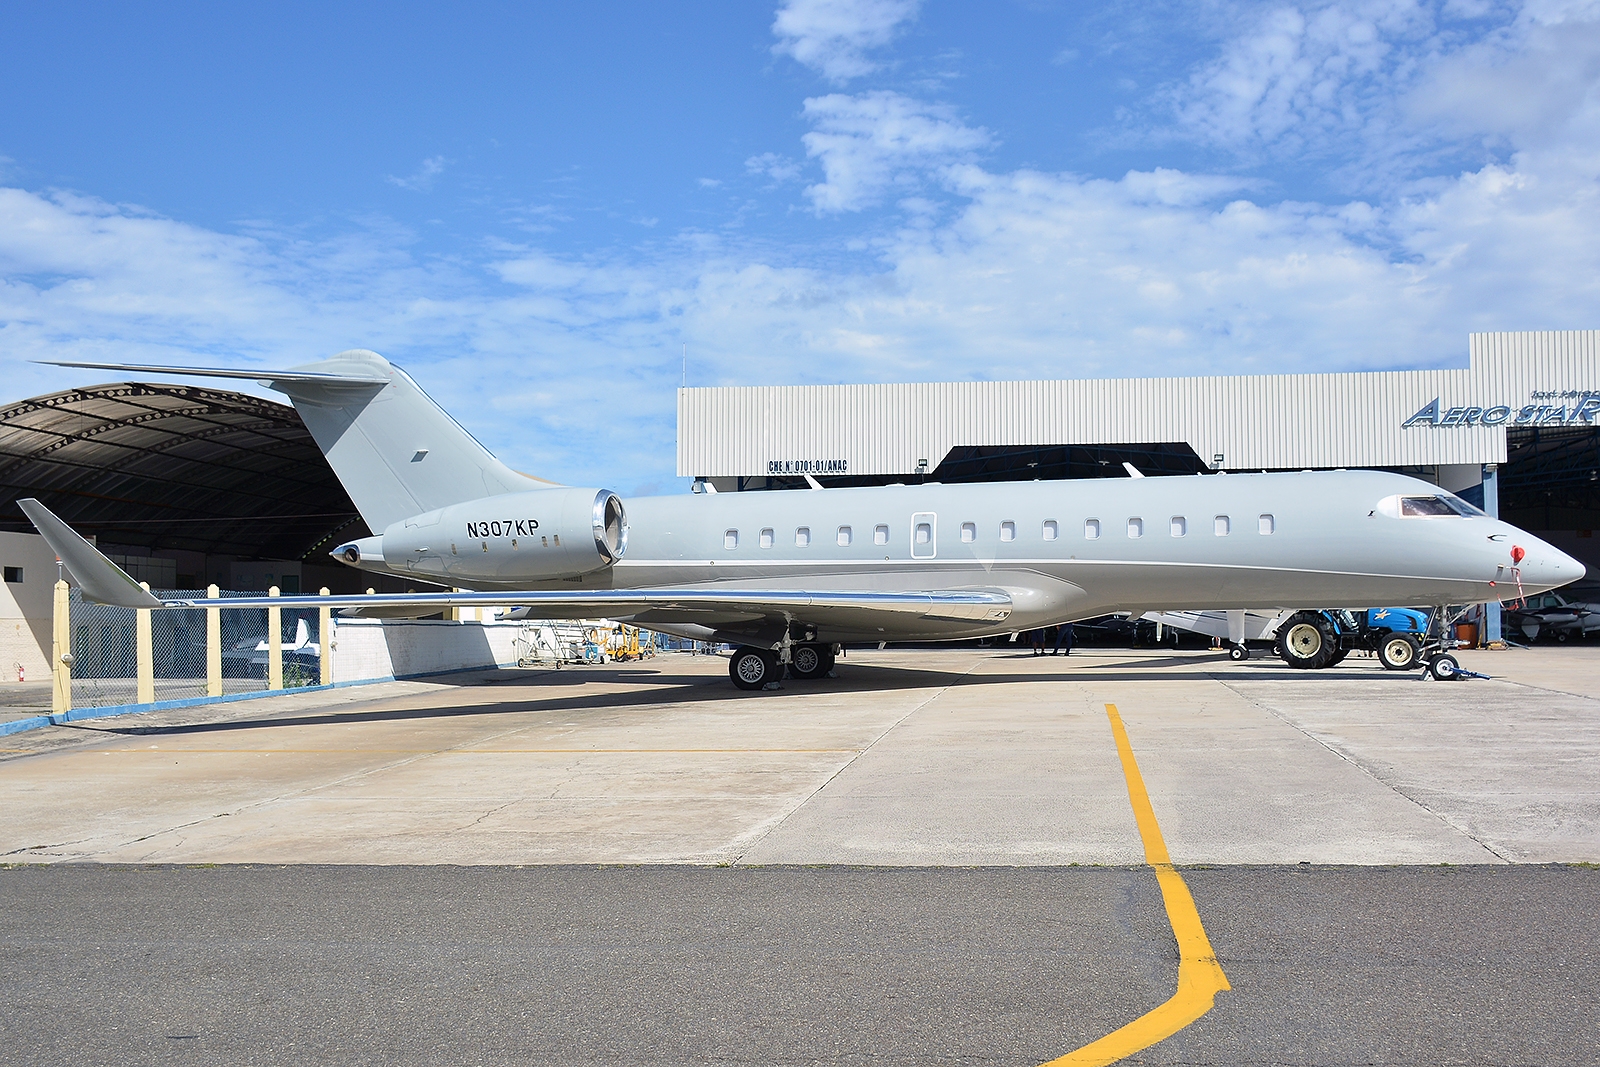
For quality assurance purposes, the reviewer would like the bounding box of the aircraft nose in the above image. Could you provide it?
[1508,536,1587,593]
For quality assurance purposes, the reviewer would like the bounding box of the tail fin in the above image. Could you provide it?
[269,350,547,530]
[44,350,548,531]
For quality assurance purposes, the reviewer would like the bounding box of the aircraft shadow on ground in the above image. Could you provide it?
[78,661,961,736]
[77,657,1425,738]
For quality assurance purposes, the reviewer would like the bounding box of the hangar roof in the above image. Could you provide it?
[0,381,364,560]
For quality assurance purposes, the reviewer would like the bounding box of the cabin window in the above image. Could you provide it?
[1043,520,1058,541]
[759,528,774,549]
[1258,514,1275,535]
[874,524,889,545]
[914,521,932,545]
[837,525,852,546]
[960,522,976,543]
[1127,517,1144,538]
[1170,516,1187,537]
[999,521,1016,542]
[724,529,738,550]
[1085,519,1101,540]
[3,567,20,583]
[795,527,811,547]
[1214,515,1230,536]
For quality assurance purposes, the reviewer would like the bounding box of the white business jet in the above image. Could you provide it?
[24,350,1583,689]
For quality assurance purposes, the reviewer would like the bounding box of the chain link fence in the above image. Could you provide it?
[68,589,323,709]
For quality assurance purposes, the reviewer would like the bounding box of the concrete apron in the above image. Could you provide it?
[0,648,1594,866]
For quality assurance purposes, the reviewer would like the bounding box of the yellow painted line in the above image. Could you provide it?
[1040,703,1231,1067]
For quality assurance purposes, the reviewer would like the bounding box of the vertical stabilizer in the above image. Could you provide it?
[269,350,546,531]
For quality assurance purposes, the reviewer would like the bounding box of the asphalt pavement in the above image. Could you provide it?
[1,864,1594,1067]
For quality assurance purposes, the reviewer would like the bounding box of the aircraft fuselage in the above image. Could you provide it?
[355,469,1576,644]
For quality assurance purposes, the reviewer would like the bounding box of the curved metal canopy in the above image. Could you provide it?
[0,381,365,560]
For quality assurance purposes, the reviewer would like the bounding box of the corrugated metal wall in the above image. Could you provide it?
[678,330,1600,478]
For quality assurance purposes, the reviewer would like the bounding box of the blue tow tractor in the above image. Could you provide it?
[1274,608,1481,680]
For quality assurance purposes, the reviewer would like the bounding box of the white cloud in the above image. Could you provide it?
[1408,4,1600,149]
[1170,1,1440,156]
[799,91,991,212]
[771,0,922,82]
[745,151,803,182]
[386,156,448,192]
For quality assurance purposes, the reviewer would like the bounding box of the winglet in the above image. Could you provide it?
[15,499,163,609]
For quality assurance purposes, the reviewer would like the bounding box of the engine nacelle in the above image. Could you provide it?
[335,488,627,583]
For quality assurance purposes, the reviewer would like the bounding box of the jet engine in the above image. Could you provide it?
[334,488,627,583]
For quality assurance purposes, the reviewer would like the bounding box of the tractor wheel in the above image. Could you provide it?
[1279,612,1337,670]
[729,647,779,690]
[1378,633,1420,671]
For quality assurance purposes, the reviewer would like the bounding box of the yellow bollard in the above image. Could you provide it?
[51,578,71,716]
[206,584,222,698]
[136,581,155,705]
[268,585,283,690]
[318,588,332,687]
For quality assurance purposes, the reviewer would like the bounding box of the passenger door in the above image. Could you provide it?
[911,512,937,559]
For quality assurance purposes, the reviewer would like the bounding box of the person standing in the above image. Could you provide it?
[1052,623,1073,656]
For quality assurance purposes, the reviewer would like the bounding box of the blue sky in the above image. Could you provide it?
[3,0,1599,493]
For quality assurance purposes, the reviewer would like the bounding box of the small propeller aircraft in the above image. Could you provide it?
[25,350,1584,689]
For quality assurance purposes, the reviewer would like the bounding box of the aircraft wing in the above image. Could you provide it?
[17,498,1011,626]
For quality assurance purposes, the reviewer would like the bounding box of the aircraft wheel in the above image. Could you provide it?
[1279,612,1336,669]
[788,643,829,680]
[1228,644,1249,661]
[1556,630,1570,643]
[1428,653,1461,681]
[729,647,779,690]
[1378,633,1419,671]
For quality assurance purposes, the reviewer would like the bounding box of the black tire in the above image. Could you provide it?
[788,643,828,679]
[1428,653,1460,681]
[1228,644,1249,661]
[729,647,778,690]
[1279,611,1337,669]
[1326,646,1350,667]
[1378,633,1419,671]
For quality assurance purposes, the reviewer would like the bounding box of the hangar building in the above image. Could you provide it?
[678,329,1600,577]
[0,380,409,679]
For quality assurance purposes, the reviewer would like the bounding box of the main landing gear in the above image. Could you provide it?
[727,643,838,691]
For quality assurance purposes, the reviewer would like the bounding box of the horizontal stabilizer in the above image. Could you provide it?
[37,360,387,385]
[17,498,162,609]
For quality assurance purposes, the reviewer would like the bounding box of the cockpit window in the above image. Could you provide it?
[1400,495,1485,517]
[1440,493,1486,517]
[1400,496,1459,517]
[1378,493,1488,519]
